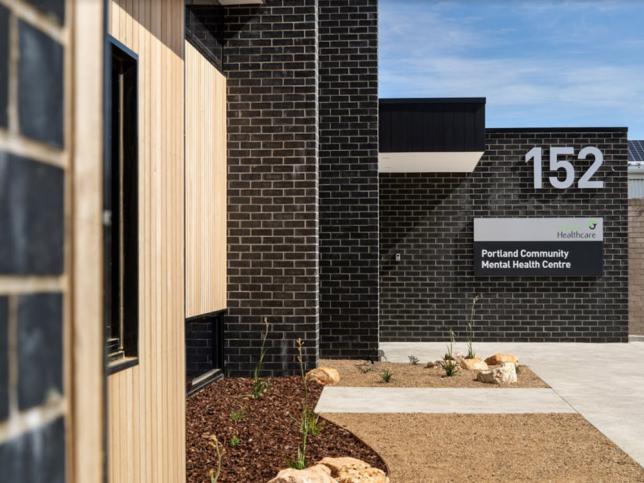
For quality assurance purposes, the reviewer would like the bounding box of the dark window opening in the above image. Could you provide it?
[105,37,139,371]
[186,311,225,395]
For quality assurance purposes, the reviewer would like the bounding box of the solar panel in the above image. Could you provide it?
[629,140,644,162]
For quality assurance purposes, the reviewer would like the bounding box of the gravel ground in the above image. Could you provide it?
[320,359,548,388]
[324,413,644,483]
[186,376,386,483]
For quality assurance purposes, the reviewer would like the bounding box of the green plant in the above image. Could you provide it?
[229,435,241,448]
[302,407,323,437]
[290,337,312,469]
[229,408,245,423]
[408,355,420,365]
[207,435,224,483]
[249,317,270,399]
[444,329,456,361]
[439,358,459,377]
[466,295,481,359]
[380,369,393,383]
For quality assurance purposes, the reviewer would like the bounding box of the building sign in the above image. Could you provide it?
[474,218,603,277]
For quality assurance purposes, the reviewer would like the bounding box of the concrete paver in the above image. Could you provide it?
[315,387,574,414]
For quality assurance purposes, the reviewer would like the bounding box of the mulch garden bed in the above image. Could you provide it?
[321,359,549,388]
[186,376,386,483]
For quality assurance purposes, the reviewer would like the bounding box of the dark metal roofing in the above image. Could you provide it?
[629,140,644,162]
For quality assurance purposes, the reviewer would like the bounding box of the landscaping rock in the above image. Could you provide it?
[484,353,519,366]
[476,362,517,385]
[460,357,489,371]
[306,367,341,386]
[318,457,389,483]
[267,464,335,483]
[337,466,389,483]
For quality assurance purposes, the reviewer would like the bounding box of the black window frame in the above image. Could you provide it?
[104,36,139,374]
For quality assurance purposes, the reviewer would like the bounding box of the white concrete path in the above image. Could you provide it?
[380,341,644,467]
[316,387,574,414]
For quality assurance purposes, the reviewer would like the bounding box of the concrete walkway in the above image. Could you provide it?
[316,387,574,414]
[380,341,644,467]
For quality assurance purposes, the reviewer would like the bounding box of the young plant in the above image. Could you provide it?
[229,408,245,423]
[466,295,481,359]
[408,355,420,365]
[229,435,241,448]
[289,338,313,470]
[444,329,456,361]
[439,358,459,377]
[207,435,224,483]
[380,369,393,383]
[250,317,270,399]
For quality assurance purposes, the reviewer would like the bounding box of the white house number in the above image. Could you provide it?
[524,146,604,190]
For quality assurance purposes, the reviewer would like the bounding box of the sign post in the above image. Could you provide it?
[473,218,603,277]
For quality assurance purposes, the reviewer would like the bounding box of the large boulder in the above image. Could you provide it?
[267,464,335,483]
[318,457,389,483]
[476,362,517,385]
[459,357,489,371]
[484,353,519,366]
[306,367,341,386]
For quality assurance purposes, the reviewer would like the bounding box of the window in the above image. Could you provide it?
[104,37,139,371]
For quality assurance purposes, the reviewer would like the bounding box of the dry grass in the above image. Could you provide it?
[320,359,548,388]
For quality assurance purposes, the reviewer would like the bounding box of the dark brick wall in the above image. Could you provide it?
[223,1,319,376]
[380,129,628,342]
[318,0,379,359]
[0,2,67,481]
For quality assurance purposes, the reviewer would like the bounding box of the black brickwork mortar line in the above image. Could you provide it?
[379,129,628,343]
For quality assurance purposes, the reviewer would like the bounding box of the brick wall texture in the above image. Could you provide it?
[318,0,379,360]
[628,199,644,335]
[0,1,67,481]
[380,129,629,342]
[223,1,320,376]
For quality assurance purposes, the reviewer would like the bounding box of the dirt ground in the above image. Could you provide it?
[323,413,644,483]
[320,359,549,388]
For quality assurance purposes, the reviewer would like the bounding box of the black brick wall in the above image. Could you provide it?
[223,1,319,376]
[318,0,379,359]
[0,2,67,481]
[380,129,628,342]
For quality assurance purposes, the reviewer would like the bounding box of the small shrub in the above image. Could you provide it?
[229,408,245,423]
[381,369,393,383]
[440,358,459,377]
[249,317,270,399]
[207,435,224,483]
[466,295,481,359]
[408,355,420,365]
[229,435,241,448]
[444,329,456,361]
[356,363,372,374]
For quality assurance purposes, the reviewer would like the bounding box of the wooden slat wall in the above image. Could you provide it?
[185,41,227,318]
[108,1,185,482]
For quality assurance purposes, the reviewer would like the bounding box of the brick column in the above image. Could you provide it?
[0,1,68,480]
[318,0,379,359]
[224,1,319,375]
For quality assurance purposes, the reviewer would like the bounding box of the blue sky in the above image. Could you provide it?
[379,0,644,138]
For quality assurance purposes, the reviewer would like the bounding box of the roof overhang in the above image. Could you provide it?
[378,151,484,173]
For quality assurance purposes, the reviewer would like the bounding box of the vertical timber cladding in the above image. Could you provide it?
[108,1,186,482]
[380,129,628,342]
[318,0,380,360]
[185,41,227,318]
[224,1,319,375]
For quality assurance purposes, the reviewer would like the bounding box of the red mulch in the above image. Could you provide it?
[186,376,386,483]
